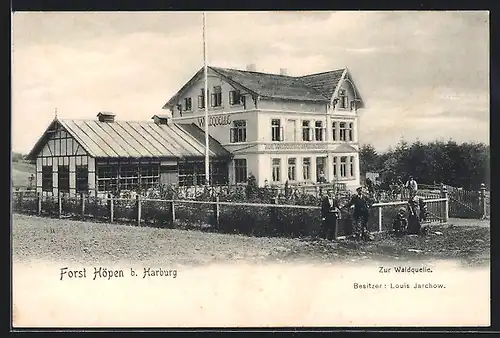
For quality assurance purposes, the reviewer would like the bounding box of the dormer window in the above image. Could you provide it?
[198,88,206,109]
[211,86,222,107]
[184,97,192,111]
[229,90,241,105]
[339,89,348,109]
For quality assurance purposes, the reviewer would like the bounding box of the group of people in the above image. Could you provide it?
[321,185,373,241]
[320,175,425,241]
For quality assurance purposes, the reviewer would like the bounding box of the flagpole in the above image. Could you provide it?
[203,12,210,186]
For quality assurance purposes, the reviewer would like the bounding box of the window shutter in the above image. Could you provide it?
[280,126,284,141]
[230,128,235,143]
[211,93,216,107]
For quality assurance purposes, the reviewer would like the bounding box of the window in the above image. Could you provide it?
[139,164,160,190]
[184,97,192,111]
[339,89,348,109]
[285,119,296,141]
[349,156,355,177]
[302,120,311,141]
[229,90,241,105]
[333,157,338,177]
[272,158,281,182]
[339,122,347,141]
[230,120,247,143]
[332,122,337,141]
[348,123,354,141]
[198,89,205,109]
[350,100,356,111]
[340,156,347,177]
[211,161,229,185]
[42,165,53,192]
[271,119,283,141]
[234,159,247,183]
[314,121,324,141]
[97,165,119,192]
[178,162,204,186]
[287,158,296,181]
[211,86,222,107]
[302,157,311,180]
[58,165,69,192]
[316,157,326,180]
[76,165,88,193]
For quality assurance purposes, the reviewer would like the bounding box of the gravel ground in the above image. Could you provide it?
[12,213,490,267]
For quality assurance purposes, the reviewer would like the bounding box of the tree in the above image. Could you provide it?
[359,144,380,177]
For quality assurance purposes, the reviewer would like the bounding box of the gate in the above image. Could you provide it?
[446,185,482,219]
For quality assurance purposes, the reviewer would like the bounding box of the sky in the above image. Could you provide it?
[11,11,490,154]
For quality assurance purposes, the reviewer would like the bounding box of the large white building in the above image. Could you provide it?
[26,65,366,197]
[163,65,365,189]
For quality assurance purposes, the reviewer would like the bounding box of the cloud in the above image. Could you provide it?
[12,11,489,154]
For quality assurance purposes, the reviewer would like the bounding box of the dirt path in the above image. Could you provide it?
[12,213,490,267]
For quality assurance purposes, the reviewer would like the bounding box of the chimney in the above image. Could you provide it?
[246,64,256,72]
[279,68,287,76]
[152,114,170,125]
[97,112,115,123]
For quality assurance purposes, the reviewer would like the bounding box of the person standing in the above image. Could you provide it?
[348,186,373,240]
[405,176,418,199]
[407,196,421,234]
[321,188,340,240]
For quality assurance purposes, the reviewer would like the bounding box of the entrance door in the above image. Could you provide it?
[316,156,326,182]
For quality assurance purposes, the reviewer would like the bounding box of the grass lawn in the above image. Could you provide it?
[11,162,36,188]
[12,213,490,267]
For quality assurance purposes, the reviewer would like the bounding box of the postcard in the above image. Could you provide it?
[11,10,490,328]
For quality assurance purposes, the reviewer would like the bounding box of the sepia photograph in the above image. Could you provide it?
[11,10,490,328]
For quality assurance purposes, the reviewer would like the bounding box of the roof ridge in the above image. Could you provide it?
[298,69,345,78]
[211,66,345,78]
[211,66,297,78]
[213,66,330,100]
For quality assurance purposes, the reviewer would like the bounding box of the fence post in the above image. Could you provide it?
[38,192,42,215]
[378,206,383,232]
[108,193,114,223]
[57,193,62,218]
[18,190,24,211]
[169,200,176,225]
[136,195,141,226]
[480,183,487,219]
[440,184,449,223]
[213,196,220,228]
[270,196,279,235]
[80,193,85,220]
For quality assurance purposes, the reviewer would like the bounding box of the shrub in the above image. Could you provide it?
[85,197,109,221]
[141,200,172,228]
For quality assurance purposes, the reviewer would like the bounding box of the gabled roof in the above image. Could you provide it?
[27,118,230,160]
[298,69,345,101]
[163,66,355,110]
[334,143,358,153]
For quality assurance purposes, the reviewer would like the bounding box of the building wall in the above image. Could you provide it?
[169,70,363,188]
[35,126,96,197]
[255,152,359,188]
[172,110,259,146]
[258,99,327,113]
[170,70,257,120]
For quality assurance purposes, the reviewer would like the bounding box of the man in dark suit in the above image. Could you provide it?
[321,188,340,240]
[348,186,373,240]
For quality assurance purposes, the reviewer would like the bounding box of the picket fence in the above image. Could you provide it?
[12,188,448,239]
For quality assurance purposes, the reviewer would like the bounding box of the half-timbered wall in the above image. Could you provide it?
[35,125,96,197]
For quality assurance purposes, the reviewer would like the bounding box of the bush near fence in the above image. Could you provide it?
[12,189,448,239]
